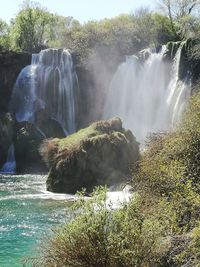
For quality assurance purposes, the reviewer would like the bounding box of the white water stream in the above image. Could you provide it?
[10,48,79,135]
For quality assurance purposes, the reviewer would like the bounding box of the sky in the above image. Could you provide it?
[0,0,157,24]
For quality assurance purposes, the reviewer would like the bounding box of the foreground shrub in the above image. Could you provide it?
[175,222,200,266]
[29,187,170,267]
[133,90,200,229]
[128,90,200,266]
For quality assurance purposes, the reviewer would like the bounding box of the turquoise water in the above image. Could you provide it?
[0,174,75,267]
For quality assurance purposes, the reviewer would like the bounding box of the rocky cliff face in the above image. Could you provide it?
[40,118,139,193]
[0,50,31,170]
[0,113,15,168]
[164,38,200,86]
[0,50,31,112]
[14,122,47,173]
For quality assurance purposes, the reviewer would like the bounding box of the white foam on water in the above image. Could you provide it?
[106,186,132,209]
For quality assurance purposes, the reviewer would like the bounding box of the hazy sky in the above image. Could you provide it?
[0,0,157,23]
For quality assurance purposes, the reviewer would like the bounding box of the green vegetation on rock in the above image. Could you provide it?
[40,117,139,193]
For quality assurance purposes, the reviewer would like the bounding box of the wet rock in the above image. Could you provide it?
[14,122,46,173]
[0,112,15,167]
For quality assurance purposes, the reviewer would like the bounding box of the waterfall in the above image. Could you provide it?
[10,48,79,135]
[1,144,16,174]
[103,44,191,145]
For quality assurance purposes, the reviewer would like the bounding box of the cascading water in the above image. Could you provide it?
[10,48,79,135]
[0,144,16,174]
[103,44,191,145]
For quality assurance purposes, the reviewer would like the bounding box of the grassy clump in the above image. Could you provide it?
[40,117,126,162]
[33,91,200,266]
[39,123,100,168]
[58,124,99,151]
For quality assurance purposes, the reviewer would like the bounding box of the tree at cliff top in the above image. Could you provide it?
[1,0,200,55]
[159,0,200,39]
[9,0,73,52]
[7,3,177,58]
[61,10,176,64]
[0,0,187,56]
[9,0,54,52]
[0,19,10,50]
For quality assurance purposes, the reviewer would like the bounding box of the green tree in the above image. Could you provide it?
[47,15,80,48]
[150,13,178,44]
[60,9,179,64]
[159,0,200,38]
[0,19,10,50]
[10,0,55,52]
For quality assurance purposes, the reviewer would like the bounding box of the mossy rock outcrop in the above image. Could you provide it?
[41,118,139,193]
